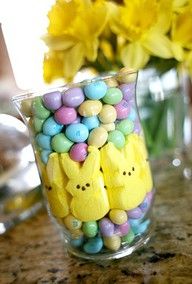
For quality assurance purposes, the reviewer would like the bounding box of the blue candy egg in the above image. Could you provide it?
[36,133,52,150]
[84,80,107,100]
[42,116,63,136]
[83,237,103,254]
[82,116,100,130]
[128,108,137,121]
[70,236,84,248]
[65,123,89,143]
[131,219,150,235]
[40,150,52,164]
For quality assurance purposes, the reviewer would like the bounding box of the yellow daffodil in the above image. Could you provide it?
[171,3,192,61]
[43,0,108,81]
[109,0,173,70]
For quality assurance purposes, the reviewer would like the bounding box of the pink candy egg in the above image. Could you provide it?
[54,106,77,125]
[115,99,130,120]
[69,143,88,162]
[114,221,130,237]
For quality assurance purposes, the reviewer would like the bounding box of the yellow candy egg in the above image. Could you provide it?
[117,67,137,83]
[100,123,115,132]
[109,209,128,225]
[104,235,121,251]
[105,78,118,87]
[21,99,33,117]
[71,229,84,238]
[88,127,108,148]
[63,214,82,231]
[78,100,102,117]
[98,105,117,124]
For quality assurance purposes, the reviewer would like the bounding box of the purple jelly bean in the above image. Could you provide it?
[99,218,114,237]
[43,91,62,111]
[114,222,130,237]
[127,207,144,219]
[62,87,85,107]
[119,82,135,102]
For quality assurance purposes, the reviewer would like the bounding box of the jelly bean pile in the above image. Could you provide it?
[22,74,154,255]
[28,79,139,164]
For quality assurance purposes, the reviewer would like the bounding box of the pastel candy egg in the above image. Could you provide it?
[105,77,118,87]
[69,143,88,162]
[70,236,84,248]
[71,229,84,238]
[134,120,141,134]
[43,91,62,111]
[40,150,52,164]
[139,196,150,213]
[114,222,130,237]
[100,123,115,132]
[116,119,134,135]
[43,116,63,136]
[117,67,137,83]
[119,83,135,102]
[98,105,117,124]
[121,229,135,244]
[33,117,45,133]
[54,106,77,125]
[115,99,130,120]
[99,217,114,237]
[82,116,100,130]
[72,115,81,124]
[83,237,103,254]
[132,219,150,235]
[88,127,108,148]
[62,87,85,107]
[51,133,73,153]
[109,209,127,225]
[107,130,125,149]
[127,207,144,219]
[82,221,98,238]
[32,97,51,119]
[63,214,82,231]
[102,87,123,105]
[21,99,32,117]
[84,80,107,100]
[65,123,89,143]
[36,133,52,150]
[103,235,121,251]
[128,108,137,121]
[78,100,102,117]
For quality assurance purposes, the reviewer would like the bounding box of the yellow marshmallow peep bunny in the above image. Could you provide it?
[100,140,146,210]
[125,134,153,193]
[36,152,70,218]
[60,146,109,222]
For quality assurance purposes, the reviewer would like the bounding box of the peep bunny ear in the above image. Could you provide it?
[80,146,100,177]
[125,134,148,162]
[100,142,124,171]
[60,153,80,178]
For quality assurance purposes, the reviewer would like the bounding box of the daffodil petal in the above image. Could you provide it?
[63,43,84,81]
[154,0,172,34]
[142,31,173,58]
[43,51,64,83]
[172,42,184,61]
[121,42,150,70]
[43,34,76,51]
[85,38,99,62]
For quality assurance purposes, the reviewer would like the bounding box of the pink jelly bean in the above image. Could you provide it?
[54,106,77,125]
[69,143,88,162]
[115,99,130,120]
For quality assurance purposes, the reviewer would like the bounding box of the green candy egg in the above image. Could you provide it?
[51,133,73,153]
[82,221,98,238]
[102,87,123,105]
[116,119,134,135]
[108,130,125,149]
[33,117,45,133]
[121,229,135,244]
[32,97,51,119]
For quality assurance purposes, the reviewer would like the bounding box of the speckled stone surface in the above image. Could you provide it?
[0,164,192,284]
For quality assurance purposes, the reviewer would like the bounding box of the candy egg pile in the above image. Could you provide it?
[23,72,154,256]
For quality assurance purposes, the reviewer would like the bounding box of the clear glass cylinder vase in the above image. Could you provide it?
[12,68,155,261]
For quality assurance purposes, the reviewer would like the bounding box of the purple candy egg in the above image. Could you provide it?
[119,83,135,102]
[139,196,149,213]
[114,221,130,237]
[69,143,88,162]
[43,91,62,111]
[54,106,77,125]
[127,207,143,219]
[99,218,114,237]
[134,120,141,134]
[115,99,130,120]
[62,87,85,107]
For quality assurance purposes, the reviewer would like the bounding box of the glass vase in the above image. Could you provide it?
[12,68,155,261]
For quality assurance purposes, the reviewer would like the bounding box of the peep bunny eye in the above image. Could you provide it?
[128,172,131,176]
[81,186,86,191]
[123,171,126,175]
[76,184,81,189]
[132,167,135,171]
[86,183,90,187]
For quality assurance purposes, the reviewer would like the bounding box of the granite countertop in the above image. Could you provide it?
[0,165,192,284]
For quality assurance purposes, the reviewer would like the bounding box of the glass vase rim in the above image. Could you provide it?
[12,68,138,103]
